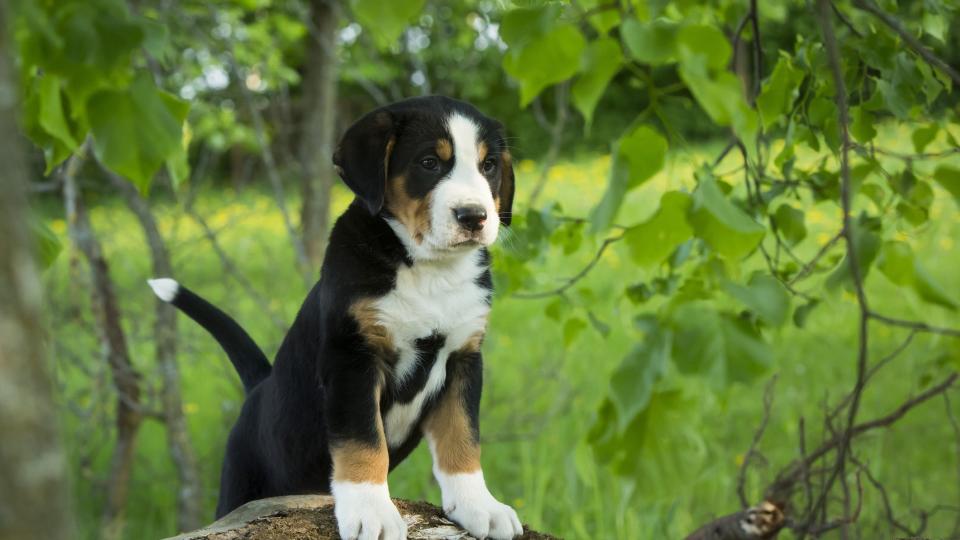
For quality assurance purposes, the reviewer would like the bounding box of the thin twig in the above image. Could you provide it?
[868,312,960,338]
[788,231,844,285]
[769,373,959,504]
[813,1,871,523]
[945,392,960,537]
[850,455,919,536]
[513,231,629,299]
[230,62,311,281]
[851,0,960,87]
[829,330,918,422]
[737,375,778,509]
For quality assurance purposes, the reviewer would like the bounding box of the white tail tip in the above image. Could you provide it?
[148,278,179,302]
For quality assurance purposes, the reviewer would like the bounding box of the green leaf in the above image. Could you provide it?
[913,269,958,313]
[688,172,765,259]
[590,149,630,233]
[572,38,623,126]
[582,0,621,34]
[793,300,820,328]
[37,75,78,149]
[912,124,939,153]
[677,24,731,71]
[623,191,693,267]
[500,5,558,47]
[923,12,947,41]
[590,125,668,232]
[772,204,807,246]
[669,305,772,387]
[620,125,668,189]
[877,241,913,284]
[878,241,959,310]
[563,317,588,347]
[503,23,586,106]
[350,0,426,49]
[850,106,877,143]
[620,18,678,66]
[29,217,63,270]
[723,273,791,327]
[826,216,881,291]
[88,74,187,192]
[934,165,960,206]
[678,58,757,146]
[756,54,803,129]
[608,326,671,431]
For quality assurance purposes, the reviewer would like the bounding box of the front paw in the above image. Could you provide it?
[332,481,407,540]
[439,471,523,540]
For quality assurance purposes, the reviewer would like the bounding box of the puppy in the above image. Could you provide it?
[150,96,521,540]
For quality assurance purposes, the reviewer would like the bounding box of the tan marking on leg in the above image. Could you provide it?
[423,377,481,474]
[349,298,395,359]
[386,175,432,243]
[436,139,453,161]
[332,384,389,483]
[331,441,389,483]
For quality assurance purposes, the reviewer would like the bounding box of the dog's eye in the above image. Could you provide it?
[481,158,497,174]
[420,157,439,171]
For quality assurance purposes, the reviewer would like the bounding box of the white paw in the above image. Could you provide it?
[332,481,407,540]
[437,471,523,540]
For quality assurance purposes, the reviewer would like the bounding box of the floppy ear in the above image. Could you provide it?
[333,110,396,215]
[498,149,515,226]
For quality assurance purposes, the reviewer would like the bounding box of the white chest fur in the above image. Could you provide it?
[375,250,490,448]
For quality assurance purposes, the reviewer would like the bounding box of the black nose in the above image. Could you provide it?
[453,205,487,232]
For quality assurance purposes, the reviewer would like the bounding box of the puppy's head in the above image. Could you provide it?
[333,96,514,260]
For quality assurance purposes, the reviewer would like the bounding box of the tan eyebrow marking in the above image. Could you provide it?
[436,139,453,161]
[477,141,488,163]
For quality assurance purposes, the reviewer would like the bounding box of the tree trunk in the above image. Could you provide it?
[0,3,73,537]
[109,172,203,533]
[63,154,144,540]
[299,0,340,270]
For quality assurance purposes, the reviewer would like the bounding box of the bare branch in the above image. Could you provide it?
[769,373,959,501]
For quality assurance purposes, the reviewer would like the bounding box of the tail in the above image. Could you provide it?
[148,278,271,393]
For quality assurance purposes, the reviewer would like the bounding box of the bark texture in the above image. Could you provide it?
[299,0,340,269]
[0,3,73,537]
[63,156,143,540]
[685,501,785,540]
[163,495,558,540]
[110,173,203,533]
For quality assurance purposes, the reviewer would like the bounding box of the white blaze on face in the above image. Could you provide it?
[426,113,500,250]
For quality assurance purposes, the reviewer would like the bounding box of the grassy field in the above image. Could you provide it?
[42,134,960,538]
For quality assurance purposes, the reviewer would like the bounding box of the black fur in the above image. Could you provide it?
[169,285,270,393]
[166,96,513,519]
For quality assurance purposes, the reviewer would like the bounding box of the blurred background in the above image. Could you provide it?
[4,0,960,538]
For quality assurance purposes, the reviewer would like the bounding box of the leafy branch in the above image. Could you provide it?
[850,0,960,87]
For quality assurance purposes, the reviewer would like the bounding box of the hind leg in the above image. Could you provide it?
[214,440,263,518]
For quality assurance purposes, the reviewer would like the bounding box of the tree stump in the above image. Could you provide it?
[163,495,558,540]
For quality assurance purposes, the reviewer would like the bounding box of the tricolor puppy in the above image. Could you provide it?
[149,96,520,540]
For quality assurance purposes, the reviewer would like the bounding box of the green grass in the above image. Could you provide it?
[42,134,960,538]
